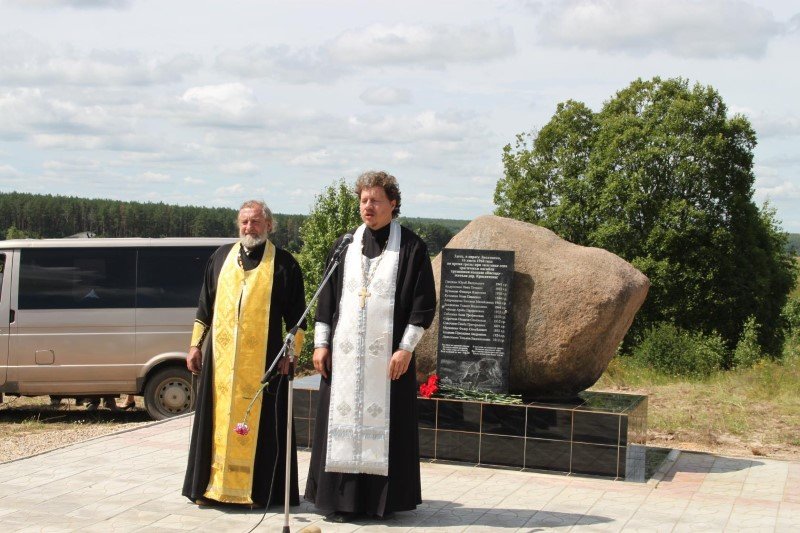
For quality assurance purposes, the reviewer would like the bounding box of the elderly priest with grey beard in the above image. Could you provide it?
[182,200,306,509]
[304,171,437,522]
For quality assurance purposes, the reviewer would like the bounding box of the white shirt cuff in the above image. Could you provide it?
[314,321,331,348]
[399,324,425,353]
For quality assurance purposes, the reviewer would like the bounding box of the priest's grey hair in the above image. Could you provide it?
[239,199,275,234]
[354,170,401,218]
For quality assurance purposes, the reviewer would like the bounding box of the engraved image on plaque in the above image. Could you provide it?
[436,249,514,393]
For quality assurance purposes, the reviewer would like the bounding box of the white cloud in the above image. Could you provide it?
[287,188,308,198]
[42,157,101,171]
[790,13,800,33]
[215,45,347,83]
[537,0,784,58]
[754,165,779,179]
[32,132,160,152]
[756,180,800,200]
[328,22,515,67]
[0,164,22,178]
[288,149,348,167]
[180,83,265,128]
[220,161,259,175]
[392,150,412,162]
[32,133,103,149]
[214,183,246,196]
[732,105,800,138]
[115,142,206,163]
[0,88,125,139]
[738,109,800,138]
[182,83,256,115]
[0,32,200,86]
[7,0,132,9]
[183,176,205,184]
[360,87,411,106]
[347,110,482,143]
[214,21,514,82]
[470,175,496,185]
[138,171,171,183]
[413,191,492,206]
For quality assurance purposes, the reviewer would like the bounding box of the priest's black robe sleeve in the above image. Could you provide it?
[275,248,307,332]
[401,231,436,329]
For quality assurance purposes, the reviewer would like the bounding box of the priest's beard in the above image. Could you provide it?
[240,229,268,249]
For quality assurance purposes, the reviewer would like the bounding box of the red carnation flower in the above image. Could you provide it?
[419,374,440,398]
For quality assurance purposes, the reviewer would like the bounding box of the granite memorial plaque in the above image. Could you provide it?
[436,248,514,393]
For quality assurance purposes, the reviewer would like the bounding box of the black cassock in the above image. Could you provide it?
[182,241,306,507]
[304,223,437,516]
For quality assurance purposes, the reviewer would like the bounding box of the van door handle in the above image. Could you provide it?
[9,309,15,323]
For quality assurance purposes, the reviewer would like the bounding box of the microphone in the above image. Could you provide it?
[331,233,354,261]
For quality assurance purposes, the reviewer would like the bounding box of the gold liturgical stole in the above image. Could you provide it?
[204,242,275,504]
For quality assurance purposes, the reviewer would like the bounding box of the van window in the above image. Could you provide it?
[136,247,214,308]
[19,248,136,309]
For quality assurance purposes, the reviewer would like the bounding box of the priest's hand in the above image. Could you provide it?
[313,347,331,379]
[389,349,412,380]
[187,346,202,374]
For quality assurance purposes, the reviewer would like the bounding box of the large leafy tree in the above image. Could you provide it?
[495,77,797,356]
[296,179,362,367]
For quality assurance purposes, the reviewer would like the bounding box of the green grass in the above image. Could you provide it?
[592,353,800,457]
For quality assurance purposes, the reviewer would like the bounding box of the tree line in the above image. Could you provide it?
[0,191,459,255]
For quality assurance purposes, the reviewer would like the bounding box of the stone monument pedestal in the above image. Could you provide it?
[292,375,663,482]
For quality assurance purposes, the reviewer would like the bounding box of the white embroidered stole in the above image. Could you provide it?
[326,221,401,475]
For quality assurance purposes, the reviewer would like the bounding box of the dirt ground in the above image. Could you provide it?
[597,384,800,463]
[0,395,152,463]
[646,434,800,462]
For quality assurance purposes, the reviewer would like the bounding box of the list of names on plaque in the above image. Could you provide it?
[436,248,514,393]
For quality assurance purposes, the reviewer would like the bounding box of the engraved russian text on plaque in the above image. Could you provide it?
[436,248,514,393]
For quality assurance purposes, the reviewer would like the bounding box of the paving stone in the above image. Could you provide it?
[2,416,800,532]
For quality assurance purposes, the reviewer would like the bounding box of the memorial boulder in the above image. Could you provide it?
[416,215,650,398]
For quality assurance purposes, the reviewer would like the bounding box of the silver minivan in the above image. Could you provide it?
[0,237,234,419]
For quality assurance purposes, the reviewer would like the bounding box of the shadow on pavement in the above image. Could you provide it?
[399,500,614,529]
[660,450,762,482]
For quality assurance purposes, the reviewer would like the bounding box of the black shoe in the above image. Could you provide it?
[325,511,357,523]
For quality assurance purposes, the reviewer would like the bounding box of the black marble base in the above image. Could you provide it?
[292,375,654,481]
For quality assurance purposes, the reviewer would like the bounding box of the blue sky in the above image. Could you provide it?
[0,1,798,229]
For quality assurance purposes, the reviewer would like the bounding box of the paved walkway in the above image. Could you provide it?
[0,415,797,532]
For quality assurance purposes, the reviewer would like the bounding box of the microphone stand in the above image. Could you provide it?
[260,246,346,533]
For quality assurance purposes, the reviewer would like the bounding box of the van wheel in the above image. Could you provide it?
[144,366,195,420]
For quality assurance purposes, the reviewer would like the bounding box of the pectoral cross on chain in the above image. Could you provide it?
[358,286,371,309]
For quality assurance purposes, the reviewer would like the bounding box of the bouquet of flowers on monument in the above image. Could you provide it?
[418,373,523,404]
[418,374,440,398]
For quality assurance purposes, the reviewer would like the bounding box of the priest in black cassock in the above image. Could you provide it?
[182,200,306,509]
[304,171,436,521]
